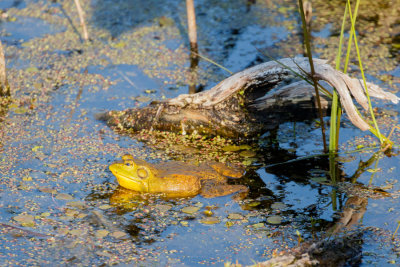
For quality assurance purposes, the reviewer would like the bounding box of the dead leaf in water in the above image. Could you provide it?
[13,107,28,114]
[181,206,200,214]
[200,217,220,225]
[228,213,244,220]
[69,229,83,236]
[67,201,86,209]
[239,150,257,158]
[271,202,287,210]
[267,215,283,225]
[222,145,241,152]
[39,187,57,194]
[96,250,113,258]
[155,204,172,213]
[111,231,127,239]
[99,204,112,210]
[56,193,74,200]
[135,96,152,102]
[95,229,110,239]
[26,67,39,73]
[13,214,35,227]
[251,222,266,229]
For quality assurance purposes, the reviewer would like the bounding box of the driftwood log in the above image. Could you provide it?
[103,57,399,138]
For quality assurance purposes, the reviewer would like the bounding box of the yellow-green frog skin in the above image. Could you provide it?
[109,154,248,199]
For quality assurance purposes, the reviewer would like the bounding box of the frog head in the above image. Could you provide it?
[109,154,154,192]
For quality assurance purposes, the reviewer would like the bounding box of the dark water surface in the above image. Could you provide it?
[0,0,399,266]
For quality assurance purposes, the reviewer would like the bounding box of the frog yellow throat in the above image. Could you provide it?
[109,154,153,192]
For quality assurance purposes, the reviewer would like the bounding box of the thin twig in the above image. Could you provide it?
[0,222,51,238]
[299,0,327,152]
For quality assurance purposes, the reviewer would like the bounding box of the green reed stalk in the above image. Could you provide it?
[347,0,383,143]
[343,0,359,72]
[298,0,327,153]
[393,221,400,239]
[329,4,349,153]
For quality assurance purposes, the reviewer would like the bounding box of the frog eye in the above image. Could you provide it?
[137,167,149,179]
[123,159,135,167]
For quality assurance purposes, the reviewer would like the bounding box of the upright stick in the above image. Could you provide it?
[299,0,327,152]
[186,0,199,94]
[186,0,198,51]
[0,41,10,97]
[73,0,89,41]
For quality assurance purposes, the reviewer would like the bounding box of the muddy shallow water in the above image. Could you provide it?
[0,0,400,266]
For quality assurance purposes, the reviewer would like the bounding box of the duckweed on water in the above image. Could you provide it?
[200,216,220,225]
[181,206,200,214]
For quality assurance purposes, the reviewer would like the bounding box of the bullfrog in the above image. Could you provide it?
[109,154,248,199]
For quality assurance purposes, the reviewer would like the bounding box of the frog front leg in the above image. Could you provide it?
[200,182,248,200]
[207,162,245,179]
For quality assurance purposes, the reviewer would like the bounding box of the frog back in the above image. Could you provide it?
[148,173,201,197]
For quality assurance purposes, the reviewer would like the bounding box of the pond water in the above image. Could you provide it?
[0,0,399,266]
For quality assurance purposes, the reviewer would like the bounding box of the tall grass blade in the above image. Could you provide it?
[190,51,233,75]
[329,4,348,153]
[347,0,383,143]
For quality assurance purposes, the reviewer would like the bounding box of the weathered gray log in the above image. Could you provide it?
[102,57,399,138]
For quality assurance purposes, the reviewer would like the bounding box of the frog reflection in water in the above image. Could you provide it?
[109,155,248,199]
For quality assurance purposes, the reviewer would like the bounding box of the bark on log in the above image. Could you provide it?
[102,57,399,138]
